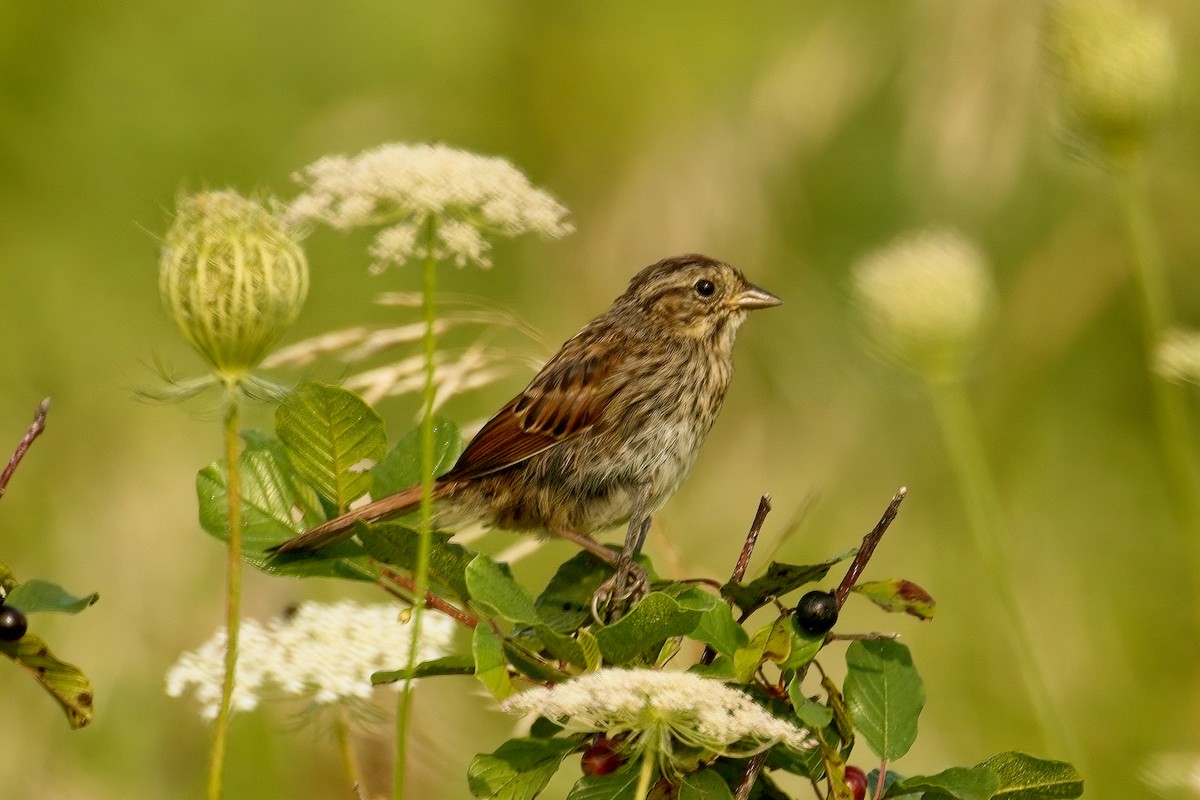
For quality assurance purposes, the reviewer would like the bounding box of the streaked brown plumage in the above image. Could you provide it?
[272,254,780,567]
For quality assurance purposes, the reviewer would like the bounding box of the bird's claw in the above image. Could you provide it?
[590,560,651,623]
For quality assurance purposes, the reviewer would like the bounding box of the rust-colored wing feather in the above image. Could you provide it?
[443,336,623,482]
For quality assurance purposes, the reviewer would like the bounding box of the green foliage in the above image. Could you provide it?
[0,561,97,730]
[844,639,925,761]
[189,383,1083,800]
[275,382,387,508]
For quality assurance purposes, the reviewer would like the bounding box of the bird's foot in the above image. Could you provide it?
[590,557,650,624]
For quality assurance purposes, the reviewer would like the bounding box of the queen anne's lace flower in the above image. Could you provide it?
[166,601,455,719]
[284,143,573,270]
[852,230,995,383]
[501,668,814,776]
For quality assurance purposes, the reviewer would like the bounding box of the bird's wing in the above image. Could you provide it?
[443,335,625,482]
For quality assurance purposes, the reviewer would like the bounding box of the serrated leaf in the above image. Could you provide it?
[566,758,646,800]
[359,521,474,602]
[198,447,376,582]
[679,768,736,799]
[844,639,924,761]
[594,592,703,665]
[674,587,748,658]
[372,418,462,496]
[468,737,578,800]
[889,766,1000,800]
[473,625,513,700]
[276,382,386,507]
[722,548,856,614]
[853,579,936,621]
[535,551,614,632]
[0,634,94,729]
[372,654,475,684]
[467,555,540,625]
[6,579,98,614]
[981,752,1083,799]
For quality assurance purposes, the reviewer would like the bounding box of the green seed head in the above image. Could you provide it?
[1048,0,1177,165]
[159,191,309,380]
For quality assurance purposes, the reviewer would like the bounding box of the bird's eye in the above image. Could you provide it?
[694,279,716,298]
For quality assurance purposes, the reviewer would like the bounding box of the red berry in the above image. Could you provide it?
[844,766,867,800]
[0,605,28,641]
[581,738,624,776]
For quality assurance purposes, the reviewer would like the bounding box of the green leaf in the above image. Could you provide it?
[473,624,513,700]
[535,551,614,632]
[981,752,1083,799]
[566,758,646,800]
[594,592,703,665]
[0,634,94,729]
[888,766,1000,800]
[536,624,591,670]
[722,548,856,614]
[674,587,748,658]
[373,418,462,496]
[276,382,387,507]
[6,579,98,614]
[0,560,17,595]
[359,521,474,602]
[679,768,736,799]
[787,676,834,729]
[844,639,925,761]
[782,616,824,670]
[198,446,376,582]
[372,654,475,684]
[468,737,578,800]
[733,617,792,682]
[467,555,540,625]
[504,640,571,683]
[852,579,936,621]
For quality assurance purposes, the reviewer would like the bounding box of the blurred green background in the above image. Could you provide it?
[1,1,1198,797]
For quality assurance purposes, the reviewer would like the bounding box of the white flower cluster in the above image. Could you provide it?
[166,600,456,719]
[501,668,814,763]
[285,143,573,269]
[852,229,995,382]
[1155,329,1200,385]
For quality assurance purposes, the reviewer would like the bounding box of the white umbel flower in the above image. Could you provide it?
[501,668,814,775]
[1154,329,1200,385]
[166,601,455,719]
[852,230,995,383]
[285,143,573,270]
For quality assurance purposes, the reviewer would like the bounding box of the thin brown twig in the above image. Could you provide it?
[834,488,907,609]
[379,566,478,629]
[700,495,772,667]
[0,398,49,499]
[733,752,769,800]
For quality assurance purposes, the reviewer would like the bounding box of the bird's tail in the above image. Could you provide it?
[270,484,426,554]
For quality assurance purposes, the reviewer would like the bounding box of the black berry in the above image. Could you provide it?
[0,605,28,641]
[844,766,867,800]
[795,590,839,636]
[581,738,624,776]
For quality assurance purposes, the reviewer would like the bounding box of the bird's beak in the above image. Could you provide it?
[731,284,782,310]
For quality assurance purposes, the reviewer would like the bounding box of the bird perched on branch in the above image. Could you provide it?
[272,253,780,602]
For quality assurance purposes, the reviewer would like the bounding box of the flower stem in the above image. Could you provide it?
[1116,165,1200,608]
[926,378,1073,757]
[634,751,655,800]
[336,707,363,799]
[207,385,244,800]
[394,218,439,800]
